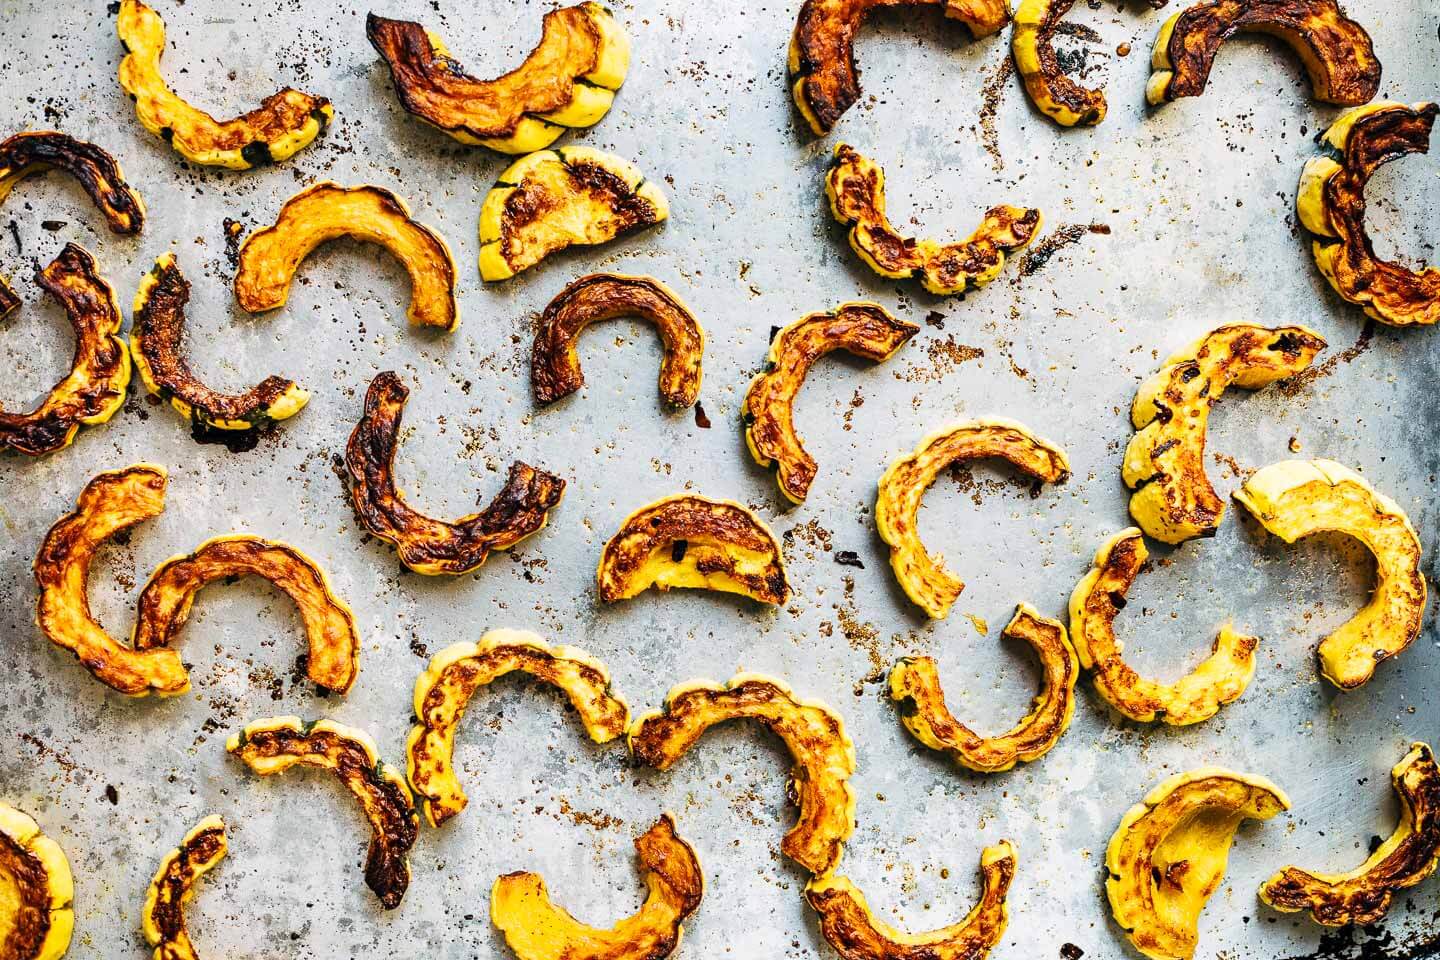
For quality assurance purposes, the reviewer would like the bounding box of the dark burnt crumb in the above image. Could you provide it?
[190,419,265,453]
[222,218,245,268]
[924,310,946,329]
[40,220,65,231]
[104,784,119,805]
[1061,945,1084,960]
[1019,223,1111,278]
[834,550,864,569]
[671,539,688,563]
[1279,320,1375,396]
[409,634,428,659]
[693,402,711,429]
[7,220,20,255]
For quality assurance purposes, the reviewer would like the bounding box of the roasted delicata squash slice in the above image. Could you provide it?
[1107,768,1289,960]
[826,145,1039,296]
[1233,459,1425,689]
[532,273,704,407]
[1146,0,1380,107]
[142,815,227,960]
[492,814,703,960]
[235,183,458,330]
[1298,102,1440,327]
[368,3,628,154]
[479,147,668,282]
[0,804,73,960]
[805,842,1015,960]
[1013,0,1112,126]
[407,630,629,827]
[744,303,917,504]
[117,1,331,169]
[1122,323,1325,544]
[597,495,790,605]
[877,419,1069,620]
[227,717,419,909]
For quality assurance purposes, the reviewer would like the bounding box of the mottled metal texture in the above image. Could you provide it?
[0,1,1436,959]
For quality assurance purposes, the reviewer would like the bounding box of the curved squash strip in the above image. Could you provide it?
[876,419,1070,620]
[142,815,227,960]
[889,603,1078,773]
[479,147,668,282]
[367,3,628,154]
[1146,0,1380,107]
[131,252,308,432]
[0,804,74,960]
[826,145,1040,296]
[407,630,629,828]
[491,814,703,960]
[628,674,856,875]
[532,274,704,407]
[226,717,419,909]
[0,244,130,456]
[805,842,1014,960]
[1122,323,1326,544]
[234,183,458,331]
[789,0,1010,136]
[597,495,790,605]
[346,372,565,576]
[1013,0,1109,126]
[1068,529,1257,725]
[744,303,917,504]
[1107,769,1289,960]
[1298,102,1440,327]
[1233,459,1425,690]
[117,0,332,169]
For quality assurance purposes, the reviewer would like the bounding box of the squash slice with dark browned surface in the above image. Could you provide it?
[142,816,227,960]
[1013,0,1119,126]
[0,804,73,960]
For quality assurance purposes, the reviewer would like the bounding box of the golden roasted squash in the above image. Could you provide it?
[142,815,227,960]
[629,674,855,875]
[744,303,917,503]
[1233,459,1425,689]
[0,804,73,960]
[227,717,419,909]
[876,419,1069,620]
[368,3,628,154]
[491,815,703,960]
[1122,323,1325,544]
[479,147,668,281]
[117,0,331,169]
[1013,0,1111,126]
[235,183,458,330]
[407,630,629,828]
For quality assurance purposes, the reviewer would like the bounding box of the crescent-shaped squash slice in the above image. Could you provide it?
[407,630,629,828]
[142,815,227,960]
[1013,0,1111,126]
[596,495,790,605]
[1145,0,1380,107]
[1122,323,1326,544]
[532,274,704,407]
[744,303,918,504]
[367,3,628,154]
[1297,102,1440,327]
[1069,528,1257,725]
[890,603,1078,773]
[479,147,668,282]
[234,183,458,330]
[0,244,130,456]
[1107,768,1289,960]
[491,814,703,960]
[0,804,73,960]
[1261,742,1440,927]
[628,674,856,875]
[789,0,1011,136]
[117,0,331,169]
[227,717,419,909]
[346,372,565,575]
[1233,459,1425,690]
[876,419,1070,620]
[804,842,1015,960]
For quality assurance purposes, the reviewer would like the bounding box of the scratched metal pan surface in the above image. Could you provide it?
[0,1,1436,958]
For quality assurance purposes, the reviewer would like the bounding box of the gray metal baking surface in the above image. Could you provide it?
[1,1,1436,957]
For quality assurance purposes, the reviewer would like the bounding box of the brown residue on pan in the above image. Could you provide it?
[1018,223,1111,278]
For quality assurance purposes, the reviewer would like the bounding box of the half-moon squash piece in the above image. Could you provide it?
[407,630,629,827]
[227,717,419,909]
[876,419,1070,620]
[142,815,227,960]
[1013,0,1111,126]
[117,1,331,169]
[744,302,918,504]
[1122,323,1325,544]
[491,814,703,960]
[234,183,458,330]
[346,372,565,576]
[1233,459,1425,690]
[629,673,856,875]
[0,804,74,960]
[1107,768,1289,960]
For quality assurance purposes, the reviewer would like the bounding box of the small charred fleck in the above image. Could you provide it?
[240,140,273,168]
[1270,332,1304,353]
[159,127,173,144]
[105,784,119,805]
[1108,591,1128,610]
[40,220,65,232]
[1179,363,1201,383]
[671,539,688,563]
[834,550,864,569]
[693,403,711,429]
[1061,945,1084,960]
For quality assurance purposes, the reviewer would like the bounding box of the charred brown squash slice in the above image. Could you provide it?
[227,717,419,909]
[744,303,917,504]
[142,815,227,960]
[1013,0,1118,126]
[0,804,74,960]
[346,372,565,576]
[117,0,332,169]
